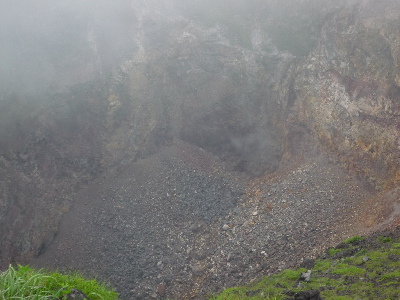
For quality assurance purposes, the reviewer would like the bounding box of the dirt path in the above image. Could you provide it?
[31,141,398,299]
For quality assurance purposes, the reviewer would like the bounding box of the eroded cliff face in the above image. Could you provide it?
[104,15,292,176]
[0,0,292,268]
[289,0,400,192]
[0,0,399,295]
[0,85,107,267]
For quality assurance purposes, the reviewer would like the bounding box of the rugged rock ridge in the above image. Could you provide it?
[289,0,400,192]
[105,19,292,176]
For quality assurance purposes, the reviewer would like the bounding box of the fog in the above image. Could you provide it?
[0,0,137,94]
[0,0,355,95]
[4,0,394,299]
[0,0,355,157]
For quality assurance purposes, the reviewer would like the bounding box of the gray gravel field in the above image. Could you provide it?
[31,141,390,299]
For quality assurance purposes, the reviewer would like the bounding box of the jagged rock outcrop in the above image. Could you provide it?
[288,0,400,191]
[104,19,292,176]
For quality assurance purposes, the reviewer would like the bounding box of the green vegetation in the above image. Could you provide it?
[344,236,365,244]
[210,234,400,300]
[328,248,342,256]
[377,236,393,243]
[0,265,118,300]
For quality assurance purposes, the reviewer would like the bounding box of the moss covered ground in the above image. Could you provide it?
[210,229,400,300]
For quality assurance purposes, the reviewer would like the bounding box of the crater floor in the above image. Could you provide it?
[31,141,399,299]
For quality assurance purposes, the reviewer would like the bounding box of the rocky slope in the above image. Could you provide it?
[285,0,400,229]
[212,227,400,300]
[1,0,293,268]
[1,0,400,299]
[289,0,400,192]
[31,139,379,299]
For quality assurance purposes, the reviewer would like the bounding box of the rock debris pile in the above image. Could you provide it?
[32,142,378,299]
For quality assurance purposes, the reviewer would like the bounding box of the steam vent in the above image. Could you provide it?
[1,0,399,299]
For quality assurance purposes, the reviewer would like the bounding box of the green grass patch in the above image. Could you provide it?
[379,270,400,282]
[377,236,393,243]
[328,248,342,256]
[279,269,306,280]
[343,236,365,244]
[356,248,367,255]
[363,251,389,271]
[211,234,400,300]
[0,265,118,300]
[209,287,285,300]
[331,264,366,276]
[313,260,332,272]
